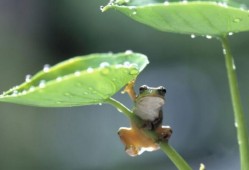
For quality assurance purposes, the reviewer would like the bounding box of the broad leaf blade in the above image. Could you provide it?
[0,52,149,107]
[103,1,249,36]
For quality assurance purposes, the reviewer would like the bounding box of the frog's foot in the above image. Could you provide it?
[125,145,141,157]
[156,126,173,142]
[118,127,141,156]
[118,127,159,156]
[122,80,136,101]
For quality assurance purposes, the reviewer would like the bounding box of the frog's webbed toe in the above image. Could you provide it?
[125,145,141,156]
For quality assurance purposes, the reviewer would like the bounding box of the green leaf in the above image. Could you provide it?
[0,52,149,107]
[102,1,249,36]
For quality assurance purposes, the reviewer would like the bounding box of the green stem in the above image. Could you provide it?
[160,143,192,170]
[220,36,249,170]
[105,97,133,118]
[105,97,192,170]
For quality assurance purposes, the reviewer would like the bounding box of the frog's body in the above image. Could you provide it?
[118,83,172,156]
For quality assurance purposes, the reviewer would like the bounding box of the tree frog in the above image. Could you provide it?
[118,81,172,156]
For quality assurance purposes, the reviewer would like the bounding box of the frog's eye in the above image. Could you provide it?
[139,85,148,93]
[158,86,166,95]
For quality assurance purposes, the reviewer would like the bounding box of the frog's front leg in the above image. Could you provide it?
[122,80,136,101]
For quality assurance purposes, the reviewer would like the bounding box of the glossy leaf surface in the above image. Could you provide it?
[103,1,249,36]
[0,52,149,107]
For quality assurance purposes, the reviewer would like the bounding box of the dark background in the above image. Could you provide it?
[0,1,248,169]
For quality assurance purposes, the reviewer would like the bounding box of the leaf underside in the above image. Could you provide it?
[0,52,149,107]
[103,1,249,36]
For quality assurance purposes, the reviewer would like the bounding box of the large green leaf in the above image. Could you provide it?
[0,52,149,107]
[102,1,249,36]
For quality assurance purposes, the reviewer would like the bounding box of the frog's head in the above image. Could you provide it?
[138,85,166,99]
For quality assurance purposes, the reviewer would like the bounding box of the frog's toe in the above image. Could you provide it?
[125,145,141,157]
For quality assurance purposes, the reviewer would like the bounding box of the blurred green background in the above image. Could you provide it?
[0,0,248,170]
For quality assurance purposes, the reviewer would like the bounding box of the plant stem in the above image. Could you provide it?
[160,143,192,170]
[220,36,249,170]
[105,97,133,118]
[105,97,192,170]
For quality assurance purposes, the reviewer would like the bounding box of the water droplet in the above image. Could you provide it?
[29,86,35,92]
[101,68,110,75]
[100,6,104,12]
[56,77,62,82]
[234,121,238,128]
[123,61,131,67]
[223,49,227,55]
[11,90,18,96]
[233,18,241,23]
[64,92,72,97]
[100,62,110,68]
[125,50,133,55]
[129,68,139,75]
[228,32,233,36]
[232,59,236,70]
[190,34,196,39]
[206,35,212,39]
[74,71,81,76]
[164,1,169,5]
[56,101,62,104]
[240,4,247,11]
[182,0,188,4]
[99,103,102,106]
[39,80,46,88]
[21,90,27,95]
[129,7,137,16]
[25,74,32,82]
[43,64,50,73]
[217,2,227,7]
[87,67,94,73]
[83,92,89,95]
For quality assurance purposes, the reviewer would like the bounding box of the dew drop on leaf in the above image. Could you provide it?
[25,74,32,82]
[182,0,188,4]
[233,18,241,23]
[29,86,35,92]
[64,92,72,97]
[87,67,94,73]
[39,80,46,88]
[125,50,133,55]
[74,71,81,76]
[217,2,227,8]
[190,34,196,39]
[129,68,139,75]
[164,1,169,5]
[100,62,110,68]
[101,68,110,75]
[206,35,212,39]
[21,90,27,95]
[11,90,18,96]
[56,77,62,82]
[43,64,50,73]
[123,61,131,67]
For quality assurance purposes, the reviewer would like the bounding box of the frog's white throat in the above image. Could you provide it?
[133,96,164,121]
